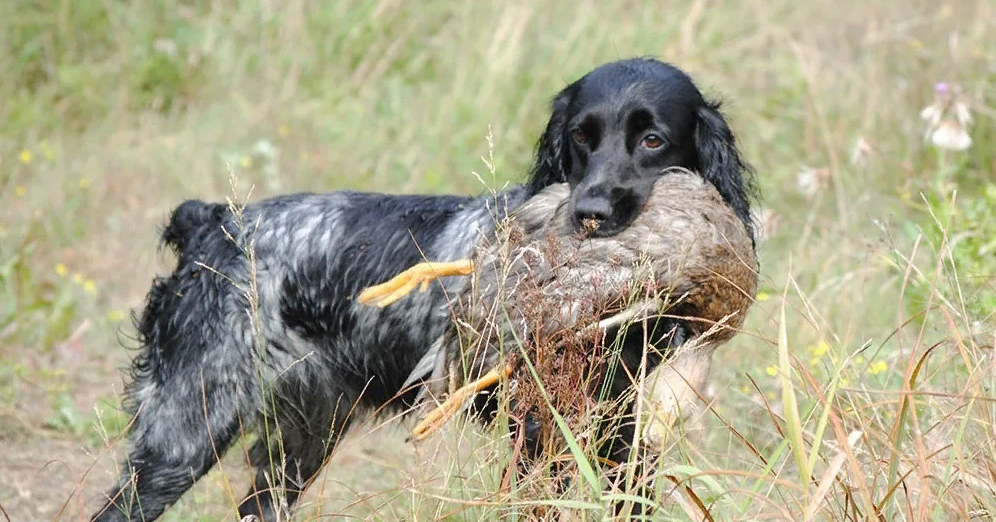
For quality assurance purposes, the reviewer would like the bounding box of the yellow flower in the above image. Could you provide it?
[83,279,97,294]
[55,263,68,277]
[240,156,253,168]
[810,356,822,367]
[108,310,126,322]
[15,186,26,197]
[839,377,850,386]
[810,341,829,357]
[20,149,33,164]
[756,291,770,302]
[278,124,290,137]
[72,273,84,284]
[766,365,779,377]
[79,178,91,189]
[741,385,751,394]
[854,355,865,365]
[867,360,888,375]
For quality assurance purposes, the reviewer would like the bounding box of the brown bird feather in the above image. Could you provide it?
[367,169,758,454]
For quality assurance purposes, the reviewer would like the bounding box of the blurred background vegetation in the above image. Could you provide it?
[0,0,993,520]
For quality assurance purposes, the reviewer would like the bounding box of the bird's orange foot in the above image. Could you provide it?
[357,260,475,307]
[410,363,515,441]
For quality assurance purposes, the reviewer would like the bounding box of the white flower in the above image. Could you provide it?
[931,120,972,151]
[920,104,942,127]
[850,137,874,166]
[955,101,973,127]
[921,82,973,151]
[796,166,831,199]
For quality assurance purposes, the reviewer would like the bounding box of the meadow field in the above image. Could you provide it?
[1,0,994,520]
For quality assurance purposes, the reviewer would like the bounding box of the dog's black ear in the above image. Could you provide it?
[695,101,758,243]
[528,82,579,194]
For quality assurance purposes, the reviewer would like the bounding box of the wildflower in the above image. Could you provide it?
[867,360,888,375]
[15,186,26,197]
[83,280,97,294]
[810,356,822,367]
[854,355,865,365]
[20,149,33,164]
[55,263,68,277]
[72,273,84,284]
[850,137,874,166]
[278,124,290,137]
[107,310,126,323]
[796,166,831,199]
[766,365,779,377]
[79,178,91,189]
[756,291,771,302]
[240,155,253,168]
[839,377,850,386]
[741,385,751,394]
[810,341,829,358]
[920,82,973,151]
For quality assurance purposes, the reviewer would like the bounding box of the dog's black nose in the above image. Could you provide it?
[573,197,613,227]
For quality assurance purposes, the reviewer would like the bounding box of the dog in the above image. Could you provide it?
[90,57,757,521]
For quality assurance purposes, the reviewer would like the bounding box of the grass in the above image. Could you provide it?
[1,0,994,519]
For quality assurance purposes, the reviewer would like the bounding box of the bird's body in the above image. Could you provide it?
[377,169,758,461]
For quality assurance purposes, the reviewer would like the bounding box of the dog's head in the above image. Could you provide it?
[528,58,757,241]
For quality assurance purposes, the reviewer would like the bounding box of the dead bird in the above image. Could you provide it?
[359,168,759,470]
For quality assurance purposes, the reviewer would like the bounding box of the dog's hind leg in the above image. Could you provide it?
[237,387,357,521]
[91,380,248,522]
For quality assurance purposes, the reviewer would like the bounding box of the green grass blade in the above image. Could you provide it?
[779,290,810,491]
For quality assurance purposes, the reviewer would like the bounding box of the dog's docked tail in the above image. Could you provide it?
[161,199,228,256]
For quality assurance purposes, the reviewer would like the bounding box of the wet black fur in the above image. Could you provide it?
[91,58,756,521]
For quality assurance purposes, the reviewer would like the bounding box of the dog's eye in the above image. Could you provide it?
[572,129,588,145]
[641,134,665,149]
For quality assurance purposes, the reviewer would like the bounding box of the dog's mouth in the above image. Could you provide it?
[570,193,644,238]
